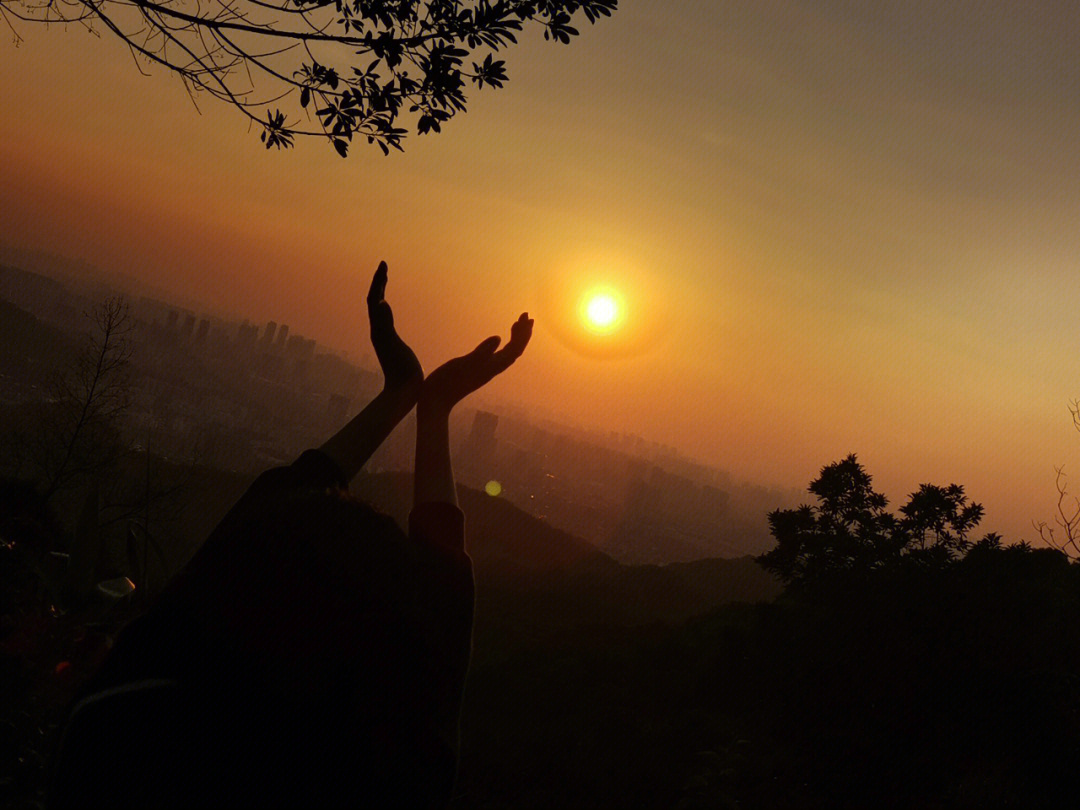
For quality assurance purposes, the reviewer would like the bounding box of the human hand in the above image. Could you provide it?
[420,313,533,413]
[367,261,423,393]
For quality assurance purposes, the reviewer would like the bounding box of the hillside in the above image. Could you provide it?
[352,472,782,635]
[0,296,76,385]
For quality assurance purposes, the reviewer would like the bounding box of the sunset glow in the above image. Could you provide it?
[11,3,1080,806]
[2,2,1079,546]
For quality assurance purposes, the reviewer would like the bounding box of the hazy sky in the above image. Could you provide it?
[3,1,1080,541]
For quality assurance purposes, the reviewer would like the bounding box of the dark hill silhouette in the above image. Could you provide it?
[353,472,782,632]
[155,467,781,625]
[352,471,618,576]
[0,296,76,381]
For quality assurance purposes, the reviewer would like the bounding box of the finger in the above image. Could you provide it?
[367,261,388,307]
[493,337,531,376]
[504,313,534,355]
[470,336,502,356]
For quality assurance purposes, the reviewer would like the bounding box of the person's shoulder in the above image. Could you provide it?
[265,449,347,491]
[245,449,348,502]
[289,449,348,490]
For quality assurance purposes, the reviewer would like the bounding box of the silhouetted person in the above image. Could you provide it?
[49,263,533,808]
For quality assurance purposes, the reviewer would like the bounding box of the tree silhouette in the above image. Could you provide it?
[1034,399,1080,559]
[1,0,616,155]
[758,454,989,586]
[31,297,133,502]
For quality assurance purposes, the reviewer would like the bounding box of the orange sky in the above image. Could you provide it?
[3,1,1080,542]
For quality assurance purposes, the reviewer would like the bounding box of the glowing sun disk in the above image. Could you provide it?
[586,294,618,328]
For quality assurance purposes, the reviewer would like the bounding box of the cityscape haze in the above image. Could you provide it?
[1,259,797,564]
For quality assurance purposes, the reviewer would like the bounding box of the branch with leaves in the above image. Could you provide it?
[1,0,616,155]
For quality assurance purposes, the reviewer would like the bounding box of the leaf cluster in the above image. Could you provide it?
[2,0,616,155]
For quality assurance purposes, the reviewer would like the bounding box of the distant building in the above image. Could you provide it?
[254,352,283,379]
[285,334,314,362]
[166,310,179,330]
[236,322,258,352]
[195,318,210,343]
[182,314,196,338]
[261,321,278,349]
[275,324,289,351]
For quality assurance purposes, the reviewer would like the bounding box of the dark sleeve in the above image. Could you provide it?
[225,449,346,520]
[120,450,348,678]
[407,502,475,759]
[183,449,345,569]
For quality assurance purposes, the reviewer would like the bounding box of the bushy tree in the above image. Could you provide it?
[758,454,988,586]
[1,0,617,155]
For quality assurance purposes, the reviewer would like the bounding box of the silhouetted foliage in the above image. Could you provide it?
[4,298,133,503]
[0,0,616,155]
[758,454,990,587]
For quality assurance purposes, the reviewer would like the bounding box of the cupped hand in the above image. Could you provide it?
[367,261,423,393]
[420,313,533,412]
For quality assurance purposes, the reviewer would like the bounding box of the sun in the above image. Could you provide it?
[587,295,618,327]
[582,290,622,333]
[541,255,669,358]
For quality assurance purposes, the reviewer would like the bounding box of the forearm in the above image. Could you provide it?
[414,401,457,507]
[319,387,418,483]
[413,311,531,506]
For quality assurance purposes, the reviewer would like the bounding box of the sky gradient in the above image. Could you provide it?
[3,1,1080,542]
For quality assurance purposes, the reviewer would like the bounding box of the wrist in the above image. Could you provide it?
[380,375,422,403]
[417,395,453,423]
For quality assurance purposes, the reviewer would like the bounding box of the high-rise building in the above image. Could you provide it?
[285,334,305,357]
[195,318,210,342]
[182,314,196,338]
[275,324,289,351]
[261,321,278,348]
